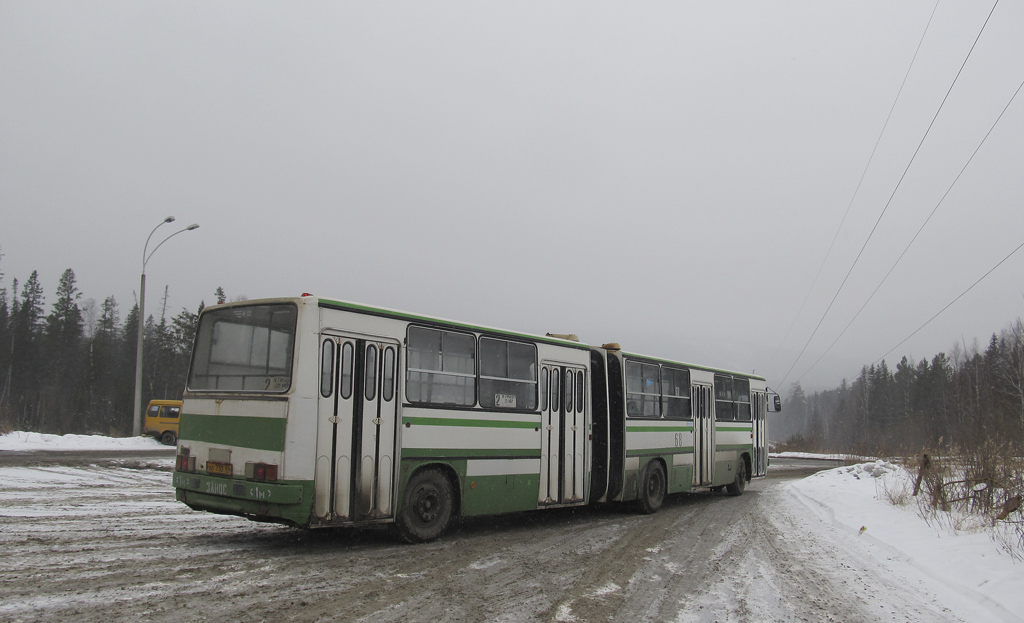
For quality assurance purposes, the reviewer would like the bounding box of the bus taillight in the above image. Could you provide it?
[246,462,278,482]
[176,448,196,472]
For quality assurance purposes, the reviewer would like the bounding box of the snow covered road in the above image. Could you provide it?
[0,453,1018,622]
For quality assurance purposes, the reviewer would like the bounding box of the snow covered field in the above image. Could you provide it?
[0,431,166,451]
[788,459,1023,623]
[0,433,1021,622]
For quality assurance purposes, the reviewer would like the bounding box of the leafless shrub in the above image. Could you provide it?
[877,469,914,506]
[906,440,1024,557]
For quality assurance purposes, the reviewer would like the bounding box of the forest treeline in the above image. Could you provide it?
[0,255,226,435]
[3,251,1023,450]
[775,319,1024,454]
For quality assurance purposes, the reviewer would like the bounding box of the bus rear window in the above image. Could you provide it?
[188,304,297,392]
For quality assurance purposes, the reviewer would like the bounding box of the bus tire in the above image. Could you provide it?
[160,431,176,446]
[636,460,666,514]
[391,468,454,543]
[726,458,747,496]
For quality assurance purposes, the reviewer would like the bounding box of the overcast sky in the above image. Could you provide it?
[2,1,1022,393]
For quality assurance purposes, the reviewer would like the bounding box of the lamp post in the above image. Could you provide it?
[132,217,200,437]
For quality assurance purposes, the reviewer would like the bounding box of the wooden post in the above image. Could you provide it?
[996,495,1021,521]
[912,453,930,497]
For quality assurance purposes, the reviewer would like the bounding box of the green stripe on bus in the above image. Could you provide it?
[626,425,692,432]
[627,447,694,457]
[716,426,752,432]
[402,448,541,459]
[403,416,538,429]
[716,443,753,451]
[179,413,286,452]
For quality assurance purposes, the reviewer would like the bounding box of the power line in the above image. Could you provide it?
[763,0,941,371]
[874,237,1024,365]
[793,76,1024,382]
[776,0,1000,390]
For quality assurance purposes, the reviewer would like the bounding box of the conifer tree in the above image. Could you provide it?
[86,296,122,432]
[42,269,84,431]
[0,262,9,422]
[10,272,45,429]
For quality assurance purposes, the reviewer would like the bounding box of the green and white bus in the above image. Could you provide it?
[173,295,775,542]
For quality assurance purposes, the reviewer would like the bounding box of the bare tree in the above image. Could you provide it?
[994,320,1024,438]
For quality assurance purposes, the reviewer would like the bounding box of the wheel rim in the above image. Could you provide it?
[648,473,660,496]
[648,466,665,503]
[413,485,440,524]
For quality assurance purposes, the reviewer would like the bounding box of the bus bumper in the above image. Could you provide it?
[173,471,313,527]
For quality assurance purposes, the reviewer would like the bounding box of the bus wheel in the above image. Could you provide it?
[160,431,176,446]
[636,461,666,514]
[726,459,747,496]
[391,468,454,543]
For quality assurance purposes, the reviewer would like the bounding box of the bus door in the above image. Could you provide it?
[315,333,400,522]
[752,391,768,477]
[691,383,714,487]
[539,363,587,505]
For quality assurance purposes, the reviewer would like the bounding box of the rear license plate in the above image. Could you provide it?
[206,461,233,476]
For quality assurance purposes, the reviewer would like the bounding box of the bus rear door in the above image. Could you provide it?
[315,333,400,522]
[691,383,714,487]
[752,390,768,477]
[539,362,587,505]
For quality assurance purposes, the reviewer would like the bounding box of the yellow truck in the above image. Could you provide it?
[144,399,181,445]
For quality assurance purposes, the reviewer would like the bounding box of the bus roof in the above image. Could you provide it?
[620,351,766,382]
[315,295,592,350]
[201,295,764,381]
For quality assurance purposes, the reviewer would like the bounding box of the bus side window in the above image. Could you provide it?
[662,367,691,419]
[540,368,548,411]
[576,370,584,412]
[320,339,335,398]
[383,347,396,402]
[565,370,574,413]
[714,374,735,420]
[479,337,537,410]
[406,326,476,406]
[340,342,353,399]
[365,345,378,401]
[734,378,751,421]
[551,373,559,412]
[626,360,661,417]
[165,407,180,419]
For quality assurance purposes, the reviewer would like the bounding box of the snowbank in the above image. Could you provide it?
[791,460,1023,623]
[0,431,167,452]
[770,451,876,462]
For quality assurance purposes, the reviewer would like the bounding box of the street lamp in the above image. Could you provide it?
[132,217,200,437]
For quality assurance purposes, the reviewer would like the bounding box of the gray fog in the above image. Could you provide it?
[2,1,1022,393]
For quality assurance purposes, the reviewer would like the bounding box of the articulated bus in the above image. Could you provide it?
[172,295,775,542]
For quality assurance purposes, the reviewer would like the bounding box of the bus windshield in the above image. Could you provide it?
[187,303,298,392]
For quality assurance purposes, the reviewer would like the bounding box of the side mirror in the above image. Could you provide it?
[773,394,782,412]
